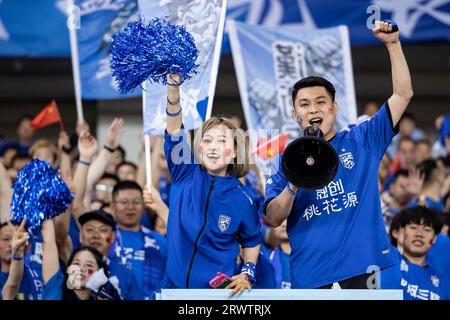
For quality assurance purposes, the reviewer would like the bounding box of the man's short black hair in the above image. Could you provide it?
[291,76,336,105]
[398,136,414,145]
[389,206,442,247]
[416,138,431,148]
[117,161,137,172]
[10,153,31,166]
[98,173,120,185]
[112,180,143,199]
[417,159,438,185]
[438,155,450,168]
[392,169,409,183]
[16,114,33,127]
[400,112,417,124]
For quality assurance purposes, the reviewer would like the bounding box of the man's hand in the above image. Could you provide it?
[226,273,252,297]
[76,120,90,135]
[143,185,165,213]
[106,118,124,150]
[78,130,98,161]
[8,217,29,257]
[372,20,399,45]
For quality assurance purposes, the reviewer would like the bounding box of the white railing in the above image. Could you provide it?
[156,289,403,300]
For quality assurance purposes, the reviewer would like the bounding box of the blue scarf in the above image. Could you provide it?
[113,226,166,299]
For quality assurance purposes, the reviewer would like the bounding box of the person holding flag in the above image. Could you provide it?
[162,74,261,296]
[264,20,414,289]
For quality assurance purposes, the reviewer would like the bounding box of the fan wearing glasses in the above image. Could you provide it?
[108,181,167,299]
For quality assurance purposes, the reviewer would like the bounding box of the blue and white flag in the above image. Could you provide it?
[1,1,450,57]
[228,20,357,175]
[225,0,450,51]
[139,0,227,136]
[74,0,141,99]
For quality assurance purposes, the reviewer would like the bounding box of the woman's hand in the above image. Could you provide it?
[225,273,252,297]
[8,217,29,257]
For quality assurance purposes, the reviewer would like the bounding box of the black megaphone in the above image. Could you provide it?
[281,125,338,189]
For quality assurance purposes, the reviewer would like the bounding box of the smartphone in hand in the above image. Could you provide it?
[209,272,233,289]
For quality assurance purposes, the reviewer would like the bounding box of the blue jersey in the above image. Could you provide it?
[110,226,167,299]
[381,247,450,300]
[108,259,145,300]
[265,246,291,289]
[427,234,450,279]
[0,265,41,300]
[163,129,262,288]
[25,233,44,294]
[407,197,444,213]
[69,215,81,250]
[42,269,64,300]
[264,103,396,288]
[159,174,172,206]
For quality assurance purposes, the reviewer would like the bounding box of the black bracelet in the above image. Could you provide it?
[62,145,72,154]
[167,96,180,106]
[103,145,116,153]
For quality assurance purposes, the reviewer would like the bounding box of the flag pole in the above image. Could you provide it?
[142,81,152,192]
[53,100,66,133]
[67,0,84,122]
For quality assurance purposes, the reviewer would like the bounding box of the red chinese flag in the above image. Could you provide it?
[31,100,62,130]
[254,134,289,160]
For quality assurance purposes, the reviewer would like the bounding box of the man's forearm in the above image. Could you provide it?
[265,186,296,227]
[387,42,413,126]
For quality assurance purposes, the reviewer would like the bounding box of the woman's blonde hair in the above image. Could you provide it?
[194,117,249,178]
[29,139,58,160]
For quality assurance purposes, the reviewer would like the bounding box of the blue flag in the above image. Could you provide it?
[74,0,141,99]
[0,0,69,57]
[228,20,357,174]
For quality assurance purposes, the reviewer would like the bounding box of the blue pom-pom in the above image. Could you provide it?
[10,159,74,234]
[110,17,199,94]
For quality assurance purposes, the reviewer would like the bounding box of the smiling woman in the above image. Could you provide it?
[162,73,261,296]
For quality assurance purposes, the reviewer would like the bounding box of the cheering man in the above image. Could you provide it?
[264,20,414,289]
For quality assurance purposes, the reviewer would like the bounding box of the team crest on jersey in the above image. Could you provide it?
[339,152,355,169]
[431,275,440,288]
[218,215,231,232]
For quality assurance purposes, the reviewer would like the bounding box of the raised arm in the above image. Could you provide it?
[373,21,413,127]
[84,118,124,208]
[73,130,97,218]
[2,218,28,300]
[166,74,183,135]
[150,136,164,188]
[53,171,76,265]
[42,219,60,284]
[58,131,72,180]
[136,133,147,188]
